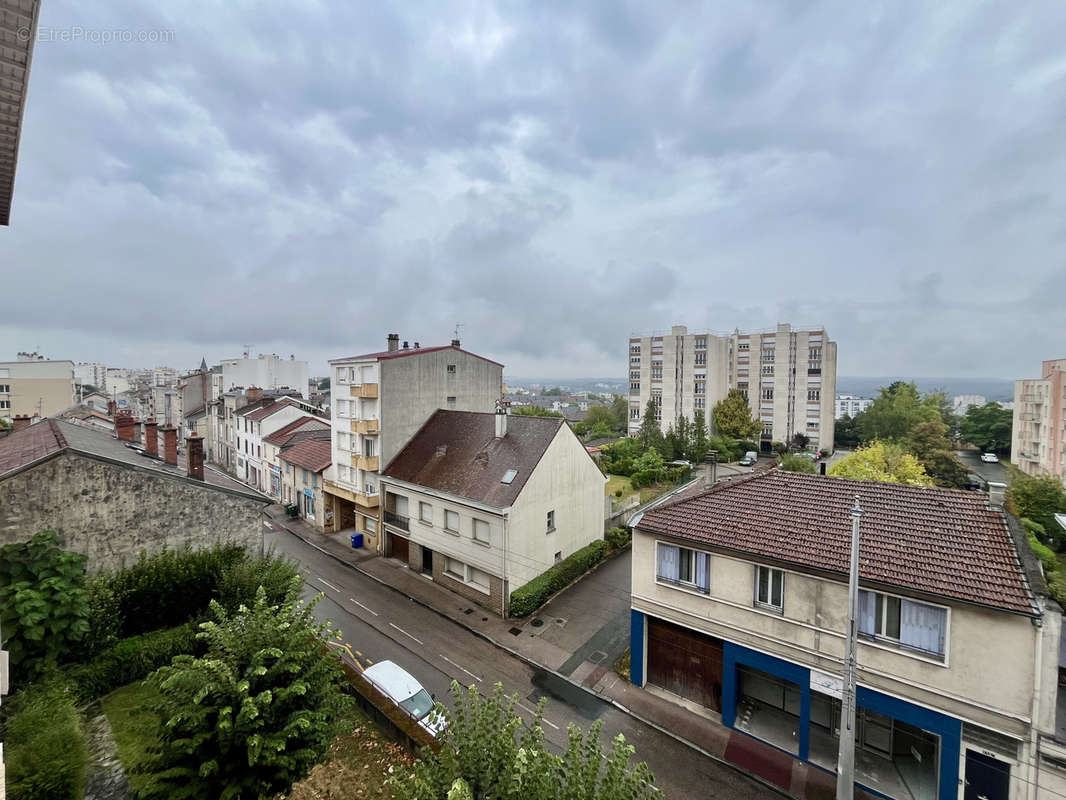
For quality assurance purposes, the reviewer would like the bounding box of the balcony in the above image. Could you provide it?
[350,419,379,434]
[351,454,379,471]
[1022,394,1042,403]
[350,383,379,399]
[384,510,409,531]
[323,480,379,508]
[1020,413,1038,422]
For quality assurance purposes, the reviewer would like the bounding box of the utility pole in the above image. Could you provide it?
[836,495,864,800]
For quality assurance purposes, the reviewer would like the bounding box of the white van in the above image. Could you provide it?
[362,660,445,736]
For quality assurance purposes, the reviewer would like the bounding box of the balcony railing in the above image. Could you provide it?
[350,383,379,399]
[350,419,379,434]
[1022,394,1042,403]
[1020,413,1038,422]
[351,454,379,472]
[384,511,409,531]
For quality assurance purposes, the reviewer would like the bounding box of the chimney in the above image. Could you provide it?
[495,402,508,438]
[107,400,117,417]
[186,432,204,481]
[115,411,135,442]
[161,426,178,465]
[402,341,409,350]
[12,414,31,431]
[414,342,420,349]
[145,418,159,456]
[451,338,461,347]
[246,387,263,403]
[134,419,143,444]
[988,481,1007,511]
[387,333,400,353]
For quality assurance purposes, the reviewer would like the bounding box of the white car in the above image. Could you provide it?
[363,659,445,736]
[980,453,999,463]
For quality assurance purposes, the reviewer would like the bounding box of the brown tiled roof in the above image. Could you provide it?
[330,344,503,368]
[264,415,330,446]
[279,439,332,473]
[638,470,1036,615]
[0,420,66,475]
[382,410,561,507]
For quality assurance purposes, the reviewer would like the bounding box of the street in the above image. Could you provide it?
[956,450,1010,486]
[265,524,782,800]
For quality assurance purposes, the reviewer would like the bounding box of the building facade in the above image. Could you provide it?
[835,394,873,419]
[1012,359,1066,485]
[378,409,606,615]
[629,471,1060,800]
[74,362,108,392]
[627,324,837,452]
[0,358,76,422]
[279,440,333,531]
[324,335,503,551]
[219,353,308,394]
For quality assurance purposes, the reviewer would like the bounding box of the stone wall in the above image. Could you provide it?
[0,453,265,572]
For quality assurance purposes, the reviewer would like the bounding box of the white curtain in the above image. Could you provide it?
[695,551,710,593]
[858,590,877,635]
[900,600,946,656]
[658,544,680,582]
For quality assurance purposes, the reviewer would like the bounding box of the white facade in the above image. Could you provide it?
[953,394,987,415]
[835,394,873,419]
[74,362,108,391]
[0,359,76,422]
[220,354,309,394]
[233,400,321,495]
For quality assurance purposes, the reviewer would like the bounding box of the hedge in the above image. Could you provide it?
[605,527,631,550]
[509,540,609,618]
[5,683,88,800]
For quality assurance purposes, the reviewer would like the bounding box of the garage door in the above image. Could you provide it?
[647,618,723,712]
[389,532,409,563]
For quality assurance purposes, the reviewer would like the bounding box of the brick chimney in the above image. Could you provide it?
[12,415,31,431]
[161,426,178,465]
[144,418,159,456]
[451,338,461,347]
[387,333,400,353]
[988,481,1007,511]
[107,400,117,417]
[115,411,135,442]
[186,432,204,481]
[246,387,263,403]
[134,419,143,444]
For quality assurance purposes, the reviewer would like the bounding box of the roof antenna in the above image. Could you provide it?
[452,322,464,348]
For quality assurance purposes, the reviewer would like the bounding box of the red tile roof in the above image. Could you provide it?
[264,415,330,446]
[330,344,503,368]
[638,470,1036,615]
[279,439,332,473]
[0,420,66,475]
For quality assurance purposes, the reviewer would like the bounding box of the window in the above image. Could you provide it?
[809,348,821,361]
[630,344,641,354]
[419,502,433,523]
[0,384,9,393]
[651,367,662,380]
[0,400,8,409]
[468,566,491,591]
[630,370,640,380]
[656,542,710,593]
[447,364,456,374]
[755,566,784,611]
[694,352,705,365]
[444,509,459,533]
[694,381,705,395]
[501,468,518,484]
[363,438,375,457]
[630,382,640,392]
[546,510,555,532]
[761,388,774,401]
[447,396,456,406]
[365,517,377,534]
[473,518,490,544]
[761,365,774,375]
[694,397,704,410]
[859,590,947,658]
[444,557,465,580]
[807,389,820,402]
[630,356,641,365]
[630,406,640,419]
[364,479,376,495]
[302,468,308,483]
[762,349,775,361]
[695,337,707,349]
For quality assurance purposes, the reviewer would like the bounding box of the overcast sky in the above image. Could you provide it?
[2,2,1064,379]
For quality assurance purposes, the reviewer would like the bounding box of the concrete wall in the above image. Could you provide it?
[221,355,309,393]
[0,360,76,421]
[0,453,265,572]
[631,530,1044,739]
[507,425,607,589]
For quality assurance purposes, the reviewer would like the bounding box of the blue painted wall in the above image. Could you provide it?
[629,609,645,686]
[723,641,811,759]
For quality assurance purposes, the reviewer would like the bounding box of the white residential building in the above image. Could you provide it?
[233,396,323,495]
[220,353,308,394]
[953,394,988,415]
[627,323,838,452]
[74,362,108,392]
[835,394,873,419]
[324,334,503,548]
[1012,359,1066,485]
[379,408,606,615]
[0,358,76,423]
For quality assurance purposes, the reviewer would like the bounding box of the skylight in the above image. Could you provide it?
[501,469,518,484]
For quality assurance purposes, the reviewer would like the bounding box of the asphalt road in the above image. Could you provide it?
[956,450,1010,485]
[265,523,781,800]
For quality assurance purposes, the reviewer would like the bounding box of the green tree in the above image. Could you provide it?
[637,399,665,453]
[827,441,934,487]
[779,453,817,473]
[689,410,710,463]
[393,682,656,800]
[1007,473,1066,548]
[513,405,563,418]
[835,413,861,449]
[675,415,691,460]
[908,420,969,489]
[856,381,940,443]
[960,402,1013,453]
[137,581,351,800]
[0,530,91,682]
[585,405,618,431]
[587,421,613,440]
[609,395,629,432]
[712,389,761,440]
[789,433,811,452]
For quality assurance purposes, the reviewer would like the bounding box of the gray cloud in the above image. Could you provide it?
[2,0,1065,379]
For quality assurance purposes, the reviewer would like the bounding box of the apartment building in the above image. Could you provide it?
[279,440,333,530]
[835,394,873,419]
[74,362,108,392]
[1011,359,1066,484]
[627,323,837,452]
[233,396,323,495]
[0,358,76,422]
[630,471,1060,800]
[324,334,503,552]
[219,352,308,394]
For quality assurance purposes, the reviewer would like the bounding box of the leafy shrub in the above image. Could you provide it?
[5,683,88,800]
[736,440,759,456]
[779,453,817,474]
[630,469,656,489]
[509,540,609,617]
[1009,474,1066,550]
[707,436,740,462]
[614,489,623,498]
[215,551,301,612]
[605,527,631,550]
[83,574,122,659]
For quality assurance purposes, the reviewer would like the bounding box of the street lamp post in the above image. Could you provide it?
[836,495,864,800]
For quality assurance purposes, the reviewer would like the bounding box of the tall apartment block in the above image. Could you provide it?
[627,323,837,452]
[324,334,503,552]
[0,357,76,423]
[1011,359,1066,484]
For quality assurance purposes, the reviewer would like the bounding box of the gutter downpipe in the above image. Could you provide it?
[502,509,510,618]
[1027,601,1045,800]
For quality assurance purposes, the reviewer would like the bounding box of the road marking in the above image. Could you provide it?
[318,577,341,592]
[349,597,379,616]
[440,654,483,682]
[515,700,560,730]
[389,622,424,645]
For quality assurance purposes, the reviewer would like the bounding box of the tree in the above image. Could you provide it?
[609,395,629,432]
[587,422,613,440]
[689,410,710,463]
[585,405,619,432]
[513,405,563,418]
[712,390,761,440]
[779,453,817,474]
[835,414,861,449]
[908,420,969,489]
[137,582,351,800]
[0,530,91,682]
[661,426,678,461]
[789,433,810,452]
[81,383,101,395]
[1007,473,1066,548]
[827,441,934,487]
[637,399,665,454]
[856,382,941,443]
[393,682,656,800]
[675,415,691,460]
[960,402,1013,453]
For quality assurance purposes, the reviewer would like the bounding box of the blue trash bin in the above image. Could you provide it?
[350,533,364,549]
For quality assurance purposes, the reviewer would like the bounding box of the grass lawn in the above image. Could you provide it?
[101,681,162,796]
[605,474,633,498]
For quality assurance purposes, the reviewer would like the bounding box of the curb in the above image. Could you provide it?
[271,515,792,799]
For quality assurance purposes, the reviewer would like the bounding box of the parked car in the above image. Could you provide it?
[363,660,445,736]
[739,451,758,466]
[980,453,1000,463]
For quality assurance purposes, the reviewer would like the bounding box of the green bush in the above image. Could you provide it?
[736,440,759,456]
[215,551,301,612]
[83,574,122,660]
[5,683,88,800]
[708,436,740,462]
[509,540,609,618]
[605,527,631,550]
[779,453,817,474]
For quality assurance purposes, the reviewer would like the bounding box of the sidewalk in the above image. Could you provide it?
[266,508,867,800]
